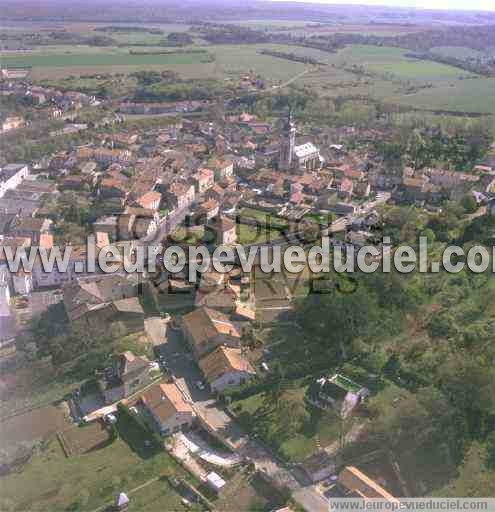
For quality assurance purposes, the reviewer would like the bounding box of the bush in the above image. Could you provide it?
[461,194,478,214]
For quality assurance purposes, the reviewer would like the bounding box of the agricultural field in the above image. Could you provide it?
[1,41,323,81]
[2,22,494,113]
[0,50,212,68]
[389,77,495,114]
[298,44,495,114]
[328,45,470,81]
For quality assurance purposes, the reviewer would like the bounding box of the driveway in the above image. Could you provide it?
[177,431,242,467]
[155,327,210,403]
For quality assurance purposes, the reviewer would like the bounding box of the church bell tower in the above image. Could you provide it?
[279,110,296,170]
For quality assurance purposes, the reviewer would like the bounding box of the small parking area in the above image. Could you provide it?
[154,326,210,403]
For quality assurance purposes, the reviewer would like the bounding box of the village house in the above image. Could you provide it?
[59,175,89,192]
[117,208,158,240]
[26,89,46,105]
[182,306,242,360]
[337,466,399,504]
[191,168,215,194]
[98,177,129,200]
[307,373,369,418]
[62,274,144,334]
[206,215,237,245]
[194,268,241,313]
[194,282,239,312]
[199,346,255,392]
[331,164,365,181]
[164,181,195,211]
[98,351,151,404]
[337,177,354,200]
[194,199,220,224]
[94,148,132,165]
[205,183,227,203]
[9,216,52,245]
[135,191,162,211]
[31,245,86,288]
[110,132,138,147]
[139,382,195,436]
[354,180,371,198]
[77,146,131,165]
[209,158,234,181]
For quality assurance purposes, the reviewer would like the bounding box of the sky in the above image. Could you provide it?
[272,0,495,12]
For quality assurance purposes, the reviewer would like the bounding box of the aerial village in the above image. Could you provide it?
[2,66,495,512]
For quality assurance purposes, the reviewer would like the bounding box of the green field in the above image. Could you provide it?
[230,381,352,462]
[297,44,495,113]
[328,45,469,81]
[390,77,495,114]
[0,50,211,67]
[430,46,486,59]
[0,411,196,512]
[2,20,494,113]
[0,43,325,81]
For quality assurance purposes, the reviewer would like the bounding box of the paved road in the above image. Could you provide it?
[293,486,331,512]
[155,327,210,403]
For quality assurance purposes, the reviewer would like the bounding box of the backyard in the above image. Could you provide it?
[0,410,197,512]
[230,380,353,462]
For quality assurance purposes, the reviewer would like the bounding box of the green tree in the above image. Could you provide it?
[461,194,478,214]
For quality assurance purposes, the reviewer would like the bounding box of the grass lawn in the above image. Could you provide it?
[237,223,281,245]
[238,208,289,230]
[126,478,204,512]
[0,412,193,512]
[170,226,205,245]
[231,382,347,462]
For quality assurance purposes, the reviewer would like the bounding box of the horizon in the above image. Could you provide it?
[268,0,495,13]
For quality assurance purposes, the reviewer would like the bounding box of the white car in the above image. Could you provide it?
[195,381,206,390]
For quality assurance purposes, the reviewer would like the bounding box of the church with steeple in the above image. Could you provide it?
[279,111,322,173]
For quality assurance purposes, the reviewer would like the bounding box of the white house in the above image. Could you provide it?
[139,382,195,436]
[0,163,29,198]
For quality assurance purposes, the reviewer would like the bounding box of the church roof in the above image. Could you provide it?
[294,142,318,158]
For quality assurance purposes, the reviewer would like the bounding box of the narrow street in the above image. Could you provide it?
[156,325,330,511]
